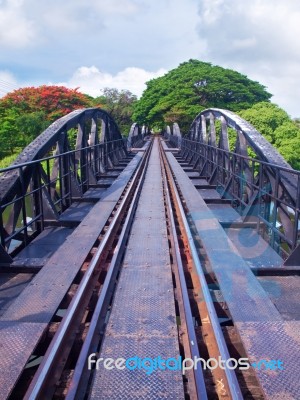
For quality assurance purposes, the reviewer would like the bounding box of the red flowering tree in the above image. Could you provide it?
[0,86,92,156]
[1,85,92,122]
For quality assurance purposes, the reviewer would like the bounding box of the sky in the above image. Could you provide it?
[0,0,300,117]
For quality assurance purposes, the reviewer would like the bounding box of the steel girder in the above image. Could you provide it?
[0,108,127,259]
[181,108,300,263]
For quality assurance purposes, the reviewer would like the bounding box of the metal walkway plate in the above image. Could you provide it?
[89,139,184,400]
[196,188,221,200]
[11,226,74,268]
[0,273,33,316]
[0,321,48,398]
[59,201,95,223]
[236,321,300,400]
[225,227,283,269]
[166,151,281,322]
[207,203,242,224]
[258,276,300,320]
[0,152,143,399]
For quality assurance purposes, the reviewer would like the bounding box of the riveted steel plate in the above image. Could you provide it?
[0,321,48,399]
[207,204,242,224]
[89,140,184,399]
[226,228,283,269]
[103,171,120,177]
[1,153,144,324]
[196,188,221,200]
[129,216,167,237]
[134,206,165,220]
[59,201,95,222]
[105,265,177,337]
[191,178,210,185]
[0,273,33,316]
[258,276,300,320]
[13,227,73,262]
[167,152,281,322]
[0,152,144,397]
[89,336,183,400]
[186,171,200,178]
[83,187,107,199]
[97,178,115,185]
[236,321,300,399]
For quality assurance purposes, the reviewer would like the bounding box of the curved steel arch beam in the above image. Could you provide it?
[188,108,298,198]
[184,108,299,260]
[0,108,124,204]
[127,122,145,149]
[189,108,291,168]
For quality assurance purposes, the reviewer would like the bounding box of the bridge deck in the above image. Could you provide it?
[89,139,184,399]
[0,138,299,399]
[166,149,300,399]
[0,151,143,399]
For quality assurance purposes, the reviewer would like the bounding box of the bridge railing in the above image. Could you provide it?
[163,123,182,148]
[180,137,300,261]
[127,123,149,149]
[0,139,124,261]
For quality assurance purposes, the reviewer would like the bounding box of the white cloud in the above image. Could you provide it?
[92,0,142,15]
[60,66,167,98]
[0,0,36,47]
[0,70,20,96]
[1,0,299,119]
[197,0,300,117]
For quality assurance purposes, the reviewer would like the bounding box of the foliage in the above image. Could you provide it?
[0,107,20,155]
[1,85,92,121]
[92,88,137,135]
[238,102,300,169]
[133,59,271,132]
[0,85,137,166]
[0,86,92,157]
[0,153,18,169]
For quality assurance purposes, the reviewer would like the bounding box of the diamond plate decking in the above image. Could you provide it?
[236,321,300,400]
[89,139,184,400]
[0,152,143,399]
[166,151,281,323]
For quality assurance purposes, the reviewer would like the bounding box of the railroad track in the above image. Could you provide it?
[1,137,292,399]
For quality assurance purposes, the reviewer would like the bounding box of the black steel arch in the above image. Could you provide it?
[127,123,149,149]
[0,108,128,260]
[180,108,300,263]
[0,108,125,205]
[189,108,291,167]
[164,123,182,148]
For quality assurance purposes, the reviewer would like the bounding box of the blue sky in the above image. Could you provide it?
[1,0,300,117]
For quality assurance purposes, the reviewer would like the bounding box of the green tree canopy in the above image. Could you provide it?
[133,59,272,132]
[238,102,300,169]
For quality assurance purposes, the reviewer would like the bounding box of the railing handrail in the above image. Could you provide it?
[0,139,124,174]
[181,138,300,177]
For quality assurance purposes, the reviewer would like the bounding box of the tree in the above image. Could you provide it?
[0,85,92,122]
[93,88,137,135]
[133,59,271,132]
[15,111,49,144]
[0,86,92,157]
[238,102,300,169]
[0,108,20,155]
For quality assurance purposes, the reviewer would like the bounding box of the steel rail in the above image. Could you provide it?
[65,139,153,400]
[24,141,152,400]
[161,140,243,400]
[160,143,208,400]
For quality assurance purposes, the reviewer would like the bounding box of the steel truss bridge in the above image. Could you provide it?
[0,107,299,399]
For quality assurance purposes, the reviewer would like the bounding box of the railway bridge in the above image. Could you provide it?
[0,107,299,399]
